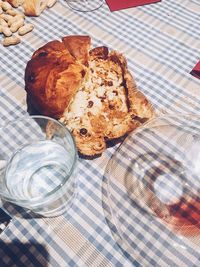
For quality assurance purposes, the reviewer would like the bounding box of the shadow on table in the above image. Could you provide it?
[0,240,49,267]
[1,201,44,219]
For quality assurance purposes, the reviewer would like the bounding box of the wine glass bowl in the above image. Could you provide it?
[66,0,103,12]
[104,114,200,254]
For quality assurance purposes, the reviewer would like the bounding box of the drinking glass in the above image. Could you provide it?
[66,0,103,12]
[0,116,77,217]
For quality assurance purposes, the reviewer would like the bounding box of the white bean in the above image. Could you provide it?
[2,2,12,11]
[18,23,34,35]
[0,18,7,27]
[2,26,12,36]
[3,36,21,46]
[6,9,18,16]
[0,13,12,22]
[10,18,24,32]
[8,13,25,26]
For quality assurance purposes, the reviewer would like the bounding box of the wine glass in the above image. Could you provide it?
[104,114,200,256]
[66,0,103,12]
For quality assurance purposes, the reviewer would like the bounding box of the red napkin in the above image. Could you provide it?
[105,0,161,12]
[190,60,200,80]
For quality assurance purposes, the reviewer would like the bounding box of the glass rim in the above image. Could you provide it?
[122,113,200,138]
[0,115,78,205]
[66,0,104,12]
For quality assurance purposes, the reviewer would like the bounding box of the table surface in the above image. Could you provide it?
[0,0,200,266]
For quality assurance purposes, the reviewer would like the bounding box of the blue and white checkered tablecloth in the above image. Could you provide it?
[0,0,200,266]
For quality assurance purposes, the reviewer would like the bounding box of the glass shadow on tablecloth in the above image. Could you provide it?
[1,200,43,219]
[0,241,49,267]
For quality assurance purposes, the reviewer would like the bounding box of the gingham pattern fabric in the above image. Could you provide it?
[0,0,200,266]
